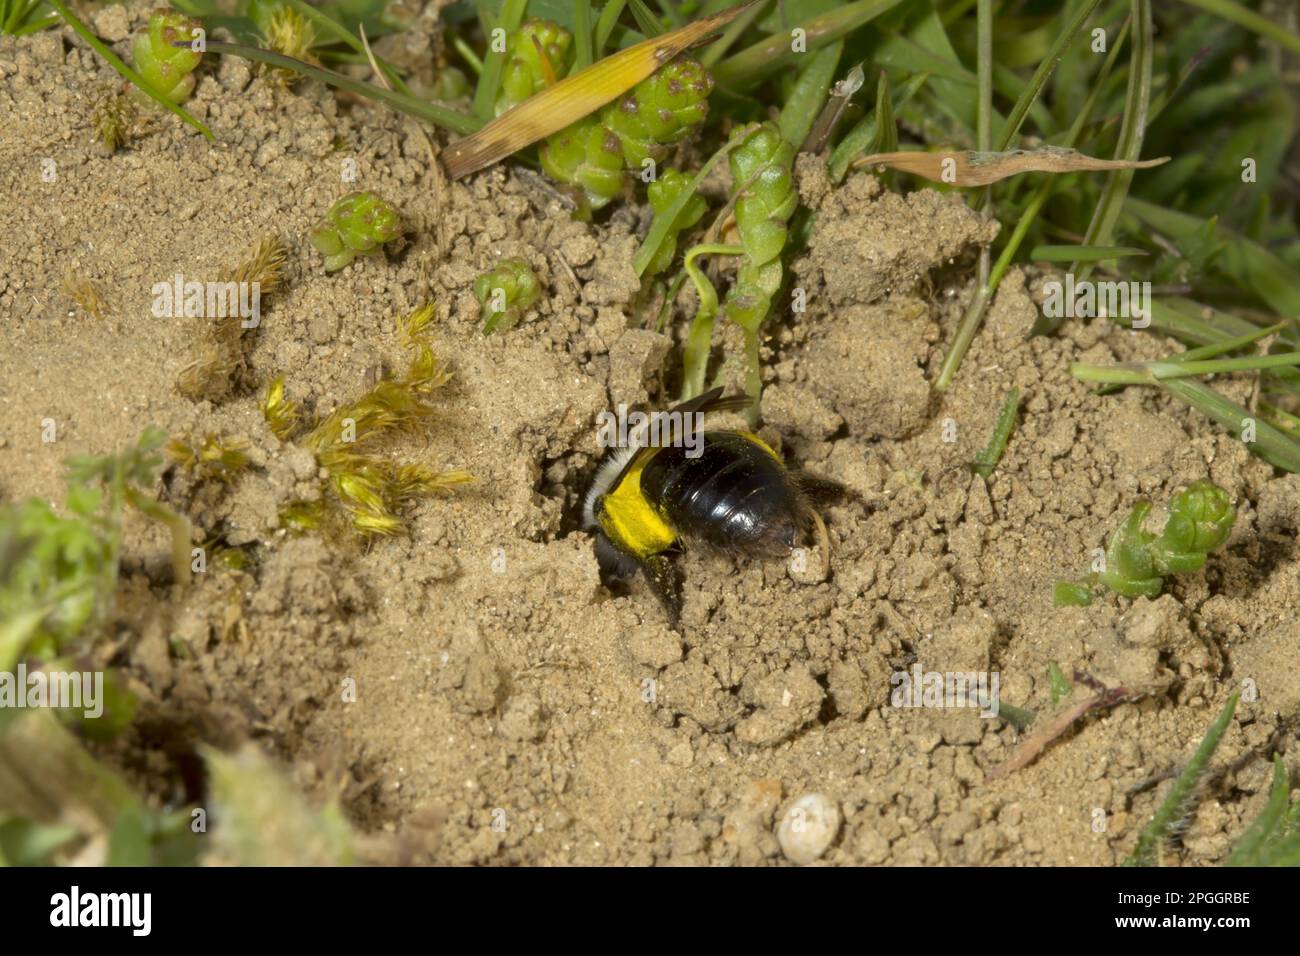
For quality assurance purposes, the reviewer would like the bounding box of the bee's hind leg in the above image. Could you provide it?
[638,552,683,629]
[792,506,832,580]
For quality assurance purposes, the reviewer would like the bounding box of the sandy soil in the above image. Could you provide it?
[2,4,1298,866]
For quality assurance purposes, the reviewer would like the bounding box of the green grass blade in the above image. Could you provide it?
[1226,759,1292,866]
[1126,198,1300,318]
[699,0,770,68]
[1176,0,1300,55]
[279,0,413,95]
[778,40,842,149]
[204,41,481,135]
[1070,0,1154,280]
[1162,379,1300,472]
[627,0,664,36]
[828,70,923,182]
[714,0,906,88]
[573,0,594,70]
[1029,245,1147,262]
[1124,692,1238,867]
[995,0,1104,150]
[45,0,214,140]
[594,0,628,54]
[473,0,528,119]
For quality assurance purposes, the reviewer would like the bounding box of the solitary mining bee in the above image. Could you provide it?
[583,388,831,627]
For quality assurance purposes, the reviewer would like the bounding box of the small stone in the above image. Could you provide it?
[91,5,131,42]
[665,741,694,767]
[777,793,841,865]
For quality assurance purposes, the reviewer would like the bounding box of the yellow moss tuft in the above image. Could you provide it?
[62,270,112,319]
[263,375,302,441]
[262,7,316,80]
[92,91,136,153]
[269,304,472,538]
[177,236,288,403]
[166,433,251,482]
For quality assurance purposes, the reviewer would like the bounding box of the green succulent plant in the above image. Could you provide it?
[496,18,572,116]
[309,191,401,271]
[474,257,541,334]
[1056,480,1237,605]
[131,8,203,104]
[539,56,713,213]
[643,168,707,279]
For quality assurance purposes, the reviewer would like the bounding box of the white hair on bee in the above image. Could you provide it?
[582,444,639,529]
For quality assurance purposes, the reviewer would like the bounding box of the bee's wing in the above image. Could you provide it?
[668,387,753,419]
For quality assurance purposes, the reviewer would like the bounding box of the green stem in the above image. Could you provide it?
[680,244,744,401]
[699,0,770,68]
[453,35,483,75]
[1072,351,1300,384]
[633,127,753,277]
[594,0,627,54]
[573,0,594,71]
[939,9,1130,385]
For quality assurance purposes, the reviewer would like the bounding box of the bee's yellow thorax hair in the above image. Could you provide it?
[597,448,678,559]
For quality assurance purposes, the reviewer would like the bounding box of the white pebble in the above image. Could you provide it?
[776,793,840,864]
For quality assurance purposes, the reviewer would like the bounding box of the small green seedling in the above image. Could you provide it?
[309,191,401,272]
[131,8,203,105]
[474,257,541,334]
[1047,662,1072,704]
[1,428,189,679]
[1055,480,1236,606]
[972,389,1021,479]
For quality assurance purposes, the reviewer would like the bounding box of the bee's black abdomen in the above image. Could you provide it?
[640,431,803,556]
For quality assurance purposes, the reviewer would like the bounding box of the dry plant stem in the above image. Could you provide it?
[987,685,1128,780]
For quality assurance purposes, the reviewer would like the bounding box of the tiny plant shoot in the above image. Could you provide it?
[1056,480,1236,606]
